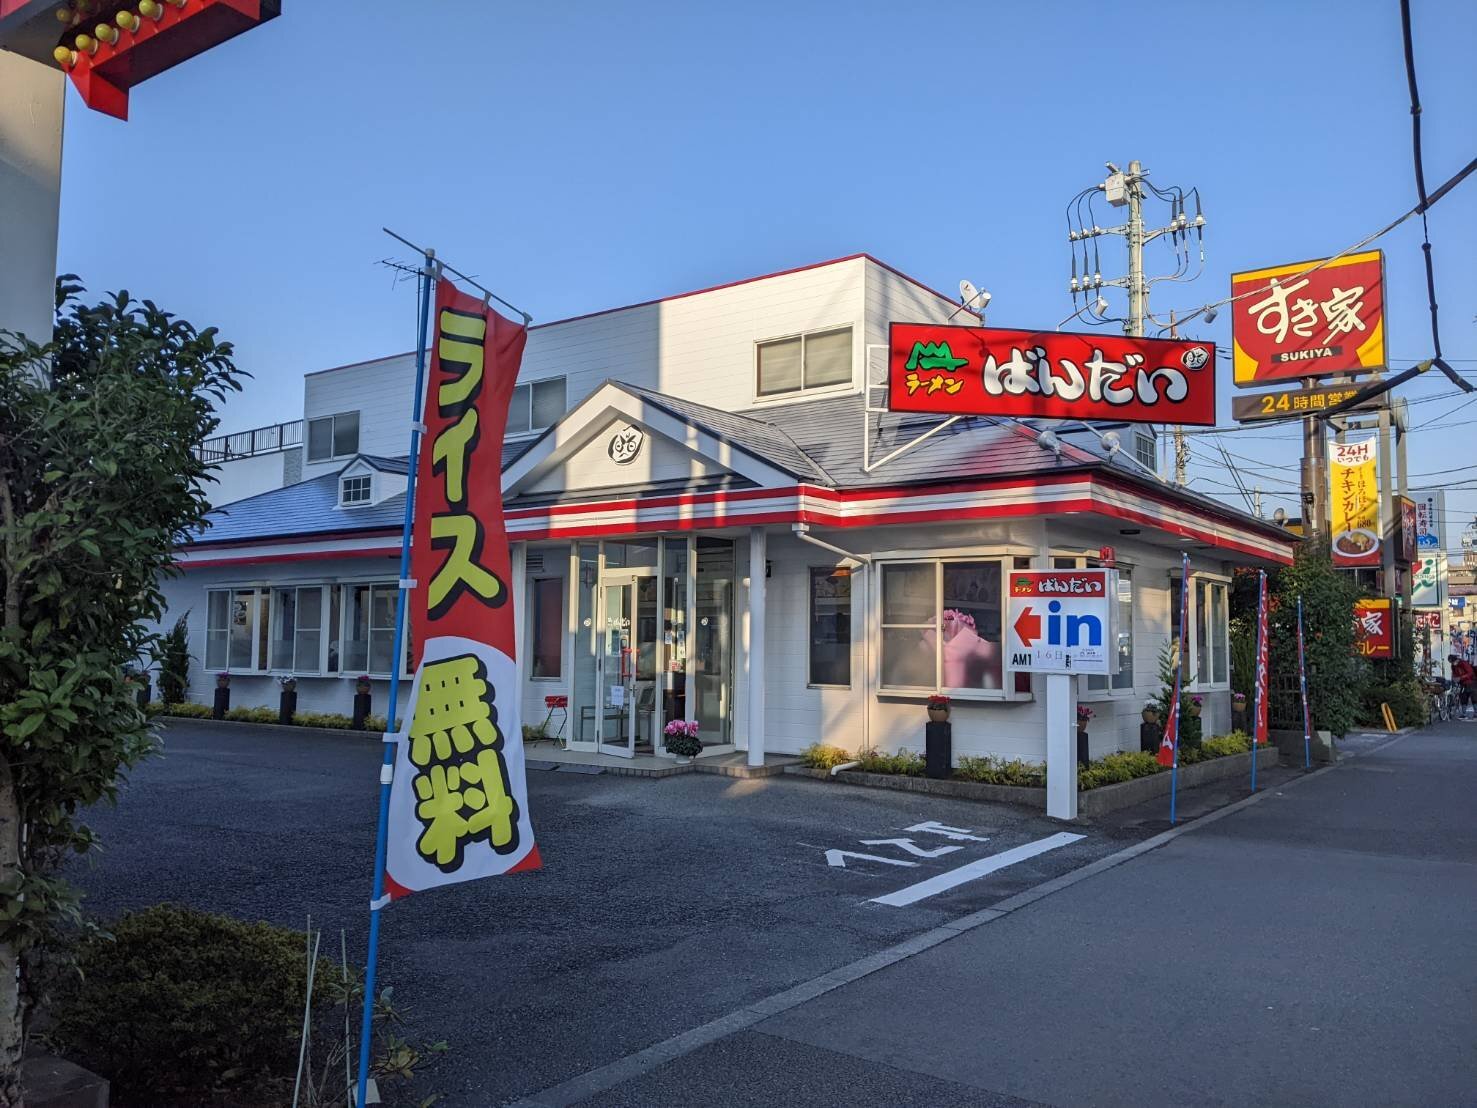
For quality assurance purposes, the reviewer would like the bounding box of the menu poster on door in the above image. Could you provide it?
[384,277,541,900]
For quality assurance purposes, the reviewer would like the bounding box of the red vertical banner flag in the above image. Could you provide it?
[1158,555,1192,768]
[1253,571,1270,745]
[384,278,541,898]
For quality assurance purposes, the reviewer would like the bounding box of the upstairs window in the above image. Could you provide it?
[340,474,372,506]
[756,326,853,398]
[307,411,360,462]
[508,377,567,436]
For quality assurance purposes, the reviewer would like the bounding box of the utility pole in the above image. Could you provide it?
[1068,159,1204,481]
[1167,309,1188,485]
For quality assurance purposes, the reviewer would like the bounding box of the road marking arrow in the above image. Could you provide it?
[859,838,963,859]
[905,821,990,842]
[1013,605,1041,647]
[825,849,920,869]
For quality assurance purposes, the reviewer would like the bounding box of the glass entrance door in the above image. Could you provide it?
[598,577,638,758]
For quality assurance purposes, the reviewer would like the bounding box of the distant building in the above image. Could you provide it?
[161,254,1294,766]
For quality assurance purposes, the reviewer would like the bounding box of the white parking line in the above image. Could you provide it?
[868,831,1086,907]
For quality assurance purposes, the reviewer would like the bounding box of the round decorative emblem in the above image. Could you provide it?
[1180,346,1210,370]
[609,425,644,464]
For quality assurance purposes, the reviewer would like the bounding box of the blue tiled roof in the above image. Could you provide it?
[200,470,405,545]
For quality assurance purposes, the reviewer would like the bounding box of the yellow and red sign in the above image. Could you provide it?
[1354,598,1394,659]
[384,278,540,899]
[1329,436,1381,568]
[1230,250,1385,388]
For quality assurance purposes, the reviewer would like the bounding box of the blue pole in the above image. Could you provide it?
[1297,594,1312,770]
[355,253,435,1108]
[1169,552,1189,825]
[1251,570,1265,793]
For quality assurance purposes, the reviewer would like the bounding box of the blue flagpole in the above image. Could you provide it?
[355,251,435,1108]
[1251,570,1265,793]
[1298,594,1312,770]
[1170,552,1189,825]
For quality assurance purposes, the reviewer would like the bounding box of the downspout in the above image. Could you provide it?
[792,524,874,755]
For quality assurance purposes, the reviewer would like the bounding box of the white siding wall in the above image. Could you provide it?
[298,257,920,483]
[151,559,410,721]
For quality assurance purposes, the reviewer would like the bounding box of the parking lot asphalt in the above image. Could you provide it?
[72,721,1159,1106]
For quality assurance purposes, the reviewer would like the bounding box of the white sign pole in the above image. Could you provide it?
[1045,672,1078,820]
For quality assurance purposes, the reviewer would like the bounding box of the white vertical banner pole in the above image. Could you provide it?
[1045,671,1078,820]
[747,526,767,767]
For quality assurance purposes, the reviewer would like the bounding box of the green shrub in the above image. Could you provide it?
[157,615,191,704]
[1360,679,1428,729]
[1077,750,1163,790]
[855,748,925,776]
[293,710,352,729]
[152,700,211,719]
[955,756,1045,787]
[800,743,855,770]
[1200,732,1252,759]
[49,905,320,1105]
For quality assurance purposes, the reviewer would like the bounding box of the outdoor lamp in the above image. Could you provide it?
[116,10,138,30]
[94,21,117,42]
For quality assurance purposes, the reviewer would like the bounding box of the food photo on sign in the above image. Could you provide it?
[888,323,1216,425]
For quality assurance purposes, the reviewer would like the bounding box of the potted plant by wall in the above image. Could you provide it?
[1076,704,1094,764]
[277,674,298,726]
[1231,691,1248,733]
[663,719,702,763]
[1190,694,1204,718]
[1141,702,1160,724]
[926,694,951,724]
[213,672,231,719]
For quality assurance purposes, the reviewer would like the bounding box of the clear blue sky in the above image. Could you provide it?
[56,0,1477,546]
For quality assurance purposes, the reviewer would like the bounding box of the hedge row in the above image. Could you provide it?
[145,700,391,733]
[800,730,1258,792]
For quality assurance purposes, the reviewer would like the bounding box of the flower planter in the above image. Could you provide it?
[927,707,950,724]
[278,689,297,726]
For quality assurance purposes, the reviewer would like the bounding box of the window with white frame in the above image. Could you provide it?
[880,559,1003,693]
[340,475,372,506]
[1170,573,1230,688]
[269,586,325,673]
[205,588,270,672]
[507,377,566,436]
[1134,430,1157,472]
[756,326,853,398]
[343,583,402,676]
[809,566,852,687]
[307,411,360,462]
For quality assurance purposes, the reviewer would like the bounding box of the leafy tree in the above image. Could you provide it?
[0,281,240,1099]
[1269,538,1362,737]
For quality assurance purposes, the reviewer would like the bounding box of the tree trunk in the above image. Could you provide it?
[0,757,24,1106]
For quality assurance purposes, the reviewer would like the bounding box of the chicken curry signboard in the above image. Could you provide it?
[1329,437,1381,568]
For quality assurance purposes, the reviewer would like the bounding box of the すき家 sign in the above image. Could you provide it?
[1005,569,1116,675]
[888,324,1216,425]
[1230,250,1386,387]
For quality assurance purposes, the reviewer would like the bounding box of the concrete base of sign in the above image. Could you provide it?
[1270,727,1339,765]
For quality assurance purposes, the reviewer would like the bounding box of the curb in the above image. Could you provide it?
[784,746,1280,816]
[153,716,382,741]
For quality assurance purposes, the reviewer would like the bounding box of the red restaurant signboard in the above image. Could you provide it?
[1353,598,1395,659]
[888,323,1216,426]
[1230,250,1386,388]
